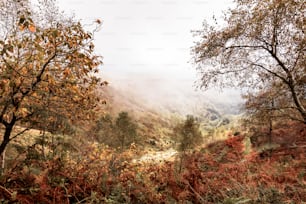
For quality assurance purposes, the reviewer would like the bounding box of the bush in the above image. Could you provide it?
[94,114,115,145]
[173,115,203,153]
[115,112,138,150]
[93,112,138,150]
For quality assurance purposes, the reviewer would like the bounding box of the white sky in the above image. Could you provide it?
[56,0,241,109]
[57,0,233,80]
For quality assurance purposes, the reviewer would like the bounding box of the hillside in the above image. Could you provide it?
[94,80,242,154]
[1,82,305,203]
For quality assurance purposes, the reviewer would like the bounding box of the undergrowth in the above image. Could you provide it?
[0,134,305,203]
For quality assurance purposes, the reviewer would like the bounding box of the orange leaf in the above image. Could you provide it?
[19,25,25,31]
[28,24,36,32]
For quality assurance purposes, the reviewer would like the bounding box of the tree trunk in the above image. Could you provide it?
[1,149,5,170]
[268,101,273,157]
[0,123,14,168]
[288,83,306,124]
[269,51,305,123]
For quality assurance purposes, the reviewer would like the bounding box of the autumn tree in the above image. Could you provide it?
[192,0,305,123]
[93,114,115,145]
[173,115,202,153]
[0,0,103,156]
[243,80,298,126]
[173,115,202,173]
[91,112,138,149]
[115,112,138,150]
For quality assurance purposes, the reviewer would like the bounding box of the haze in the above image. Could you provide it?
[57,0,242,113]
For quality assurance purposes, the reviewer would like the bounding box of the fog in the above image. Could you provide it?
[104,73,243,116]
[58,0,242,114]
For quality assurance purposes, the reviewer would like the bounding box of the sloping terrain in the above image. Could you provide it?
[1,127,305,203]
[98,81,242,149]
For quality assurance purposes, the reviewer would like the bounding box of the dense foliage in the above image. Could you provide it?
[0,128,305,203]
[0,0,103,155]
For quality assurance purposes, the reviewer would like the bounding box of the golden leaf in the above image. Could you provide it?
[31,92,38,97]
[28,24,36,32]
[19,25,25,31]
[72,85,79,92]
[19,108,29,117]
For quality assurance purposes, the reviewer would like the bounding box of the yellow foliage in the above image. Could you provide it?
[19,108,29,118]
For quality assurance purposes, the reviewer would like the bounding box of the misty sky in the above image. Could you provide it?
[57,0,241,107]
[58,0,233,78]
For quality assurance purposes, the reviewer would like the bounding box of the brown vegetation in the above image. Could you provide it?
[0,126,305,203]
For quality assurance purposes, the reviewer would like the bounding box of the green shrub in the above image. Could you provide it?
[173,115,203,153]
[93,112,138,150]
[115,112,138,150]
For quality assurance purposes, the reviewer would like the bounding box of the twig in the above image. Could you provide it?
[187,181,205,203]
[0,185,13,198]
[9,127,30,141]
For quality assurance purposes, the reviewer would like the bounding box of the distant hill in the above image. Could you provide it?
[100,74,243,119]
[97,75,243,148]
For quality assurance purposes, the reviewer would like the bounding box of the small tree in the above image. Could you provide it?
[174,115,202,153]
[173,115,202,172]
[115,112,138,150]
[93,114,115,146]
[92,112,138,149]
[244,88,276,148]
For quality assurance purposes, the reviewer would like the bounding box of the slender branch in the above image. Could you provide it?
[16,111,34,122]
[0,185,13,198]
[9,127,30,141]
[267,50,290,74]
[225,45,266,50]
[1,53,15,74]
[250,106,298,111]
[255,37,272,50]
[250,63,288,84]
[21,51,57,96]
[271,7,280,56]
[292,48,304,71]
[215,66,248,75]
[187,181,205,203]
